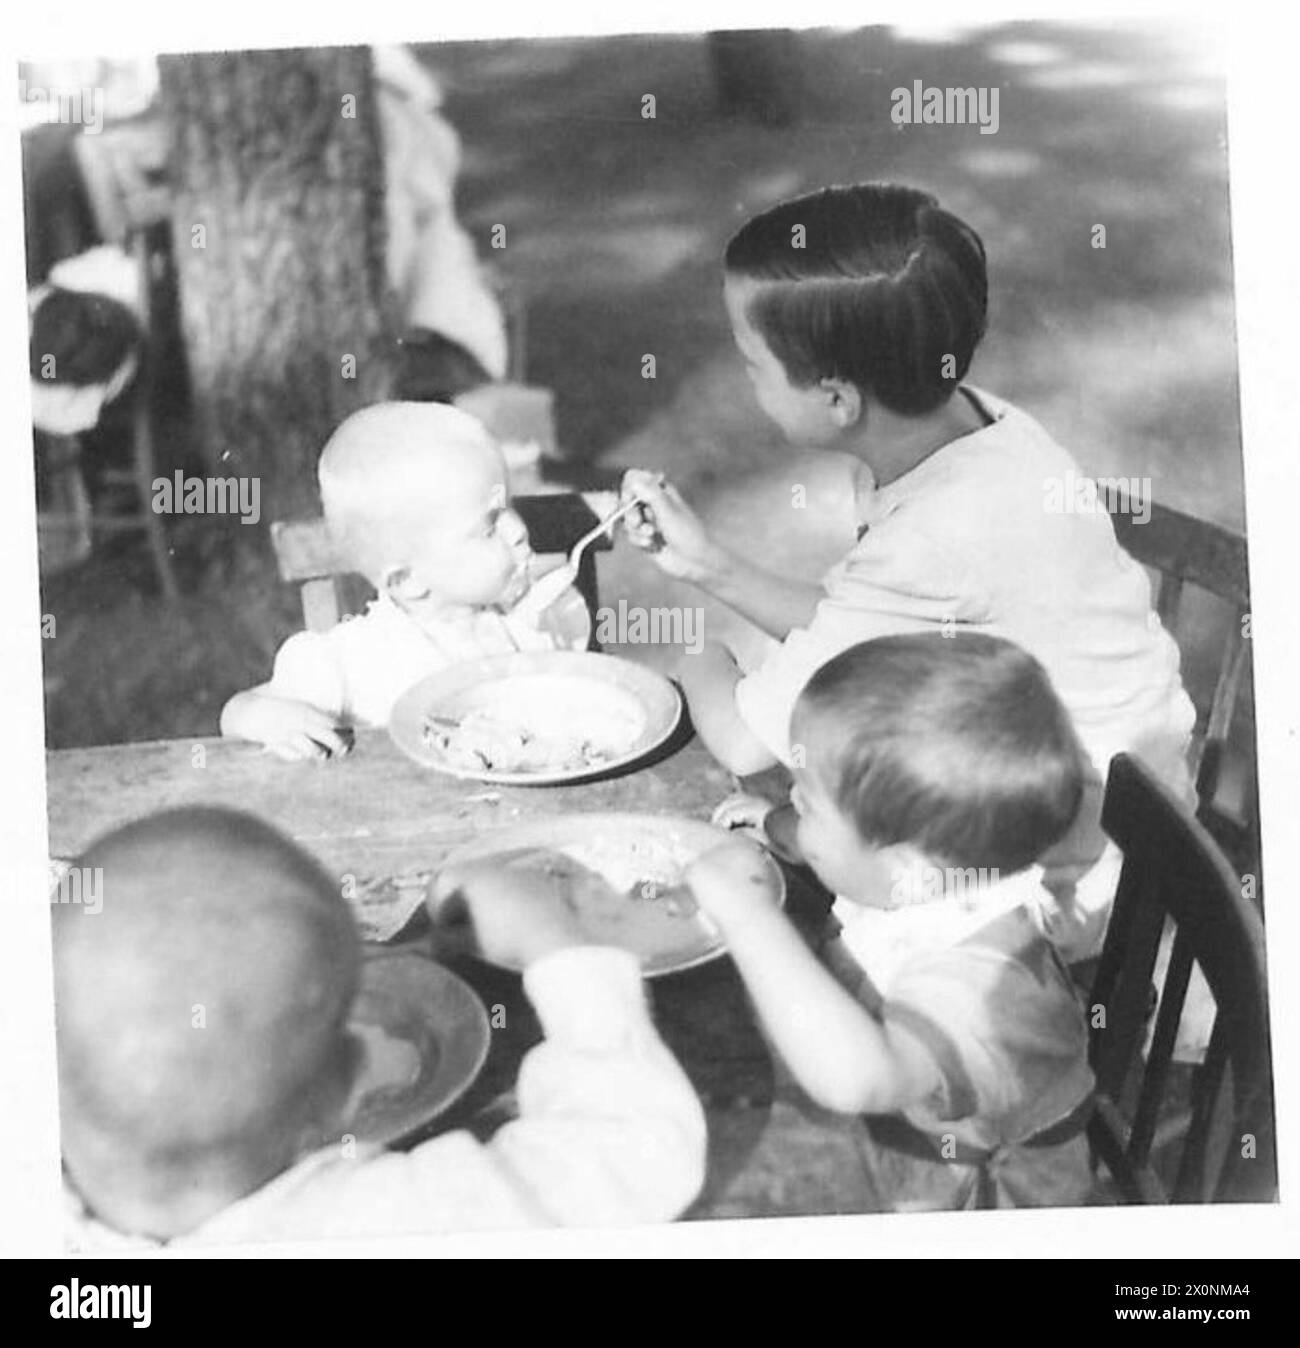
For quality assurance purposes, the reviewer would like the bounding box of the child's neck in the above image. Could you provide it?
[846,388,989,489]
[394,593,498,631]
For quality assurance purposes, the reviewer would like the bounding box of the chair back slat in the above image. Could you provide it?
[1173,1026,1233,1203]
[1091,754,1273,1204]
[513,491,616,554]
[269,519,345,583]
[1203,626,1250,750]
[1109,502,1249,608]
[300,576,343,633]
[1107,497,1254,870]
[1153,572,1183,631]
[1194,628,1251,811]
[1088,866,1166,1099]
[1092,1097,1168,1204]
[1128,926,1195,1163]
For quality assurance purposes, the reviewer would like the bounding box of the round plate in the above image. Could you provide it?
[388,651,682,786]
[443,812,786,977]
[337,951,490,1147]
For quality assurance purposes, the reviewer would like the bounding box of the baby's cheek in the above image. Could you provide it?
[459,540,507,582]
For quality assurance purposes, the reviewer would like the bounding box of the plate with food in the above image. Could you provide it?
[388,650,682,785]
[440,813,786,976]
[335,950,491,1147]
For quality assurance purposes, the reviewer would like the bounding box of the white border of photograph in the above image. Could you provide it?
[1,0,1295,1261]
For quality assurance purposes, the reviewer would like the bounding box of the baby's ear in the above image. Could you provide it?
[289,1029,368,1156]
[340,1029,368,1096]
[309,1028,370,1144]
[380,564,420,603]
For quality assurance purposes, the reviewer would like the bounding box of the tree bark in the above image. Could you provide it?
[159,47,394,520]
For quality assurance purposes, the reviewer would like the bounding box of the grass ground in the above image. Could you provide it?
[39,22,1246,754]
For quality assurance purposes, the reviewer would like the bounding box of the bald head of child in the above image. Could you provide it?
[787,633,1086,907]
[54,808,360,1241]
[318,401,531,613]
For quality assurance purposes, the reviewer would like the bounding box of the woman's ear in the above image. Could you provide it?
[821,377,863,428]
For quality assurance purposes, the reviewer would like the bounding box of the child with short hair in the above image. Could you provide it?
[624,183,1195,959]
[56,807,707,1247]
[220,402,588,758]
[687,633,1096,1211]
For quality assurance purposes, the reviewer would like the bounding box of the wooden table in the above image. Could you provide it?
[46,728,884,1221]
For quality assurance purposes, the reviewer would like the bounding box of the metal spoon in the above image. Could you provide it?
[515,494,646,621]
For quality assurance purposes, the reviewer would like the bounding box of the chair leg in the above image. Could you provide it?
[131,380,179,601]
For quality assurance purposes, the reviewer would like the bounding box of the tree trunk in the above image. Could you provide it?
[159,47,394,520]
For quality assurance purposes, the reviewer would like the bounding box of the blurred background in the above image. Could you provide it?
[23,20,1242,750]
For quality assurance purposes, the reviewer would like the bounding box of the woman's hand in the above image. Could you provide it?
[620,469,730,585]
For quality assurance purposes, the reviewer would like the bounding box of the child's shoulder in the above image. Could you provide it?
[864,390,1084,552]
[939,388,1076,482]
[276,594,416,659]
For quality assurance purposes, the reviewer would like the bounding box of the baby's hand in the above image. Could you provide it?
[428,859,587,967]
[221,689,352,762]
[620,469,726,585]
[686,836,781,930]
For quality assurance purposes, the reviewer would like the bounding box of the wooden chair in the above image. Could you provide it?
[1107,500,1254,873]
[1089,753,1274,1203]
[270,491,617,638]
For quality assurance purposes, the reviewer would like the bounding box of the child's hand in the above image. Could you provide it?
[710,792,774,842]
[620,469,727,585]
[428,859,588,967]
[686,836,781,931]
[221,689,352,762]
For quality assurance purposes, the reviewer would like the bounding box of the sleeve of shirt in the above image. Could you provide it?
[191,947,707,1244]
[481,946,708,1226]
[266,629,349,720]
[735,515,988,762]
[881,930,1092,1140]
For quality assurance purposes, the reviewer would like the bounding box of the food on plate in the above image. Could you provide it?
[464,833,709,966]
[421,675,646,775]
[442,813,783,975]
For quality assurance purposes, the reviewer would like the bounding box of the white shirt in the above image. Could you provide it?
[735,387,1195,787]
[268,587,589,729]
[64,948,707,1249]
[829,866,1054,997]
[734,389,1195,961]
[826,870,1095,1164]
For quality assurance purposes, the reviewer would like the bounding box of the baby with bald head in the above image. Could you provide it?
[221,402,588,756]
[57,807,708,1247]
[56,808,361,1240]
[318,402,530,611]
